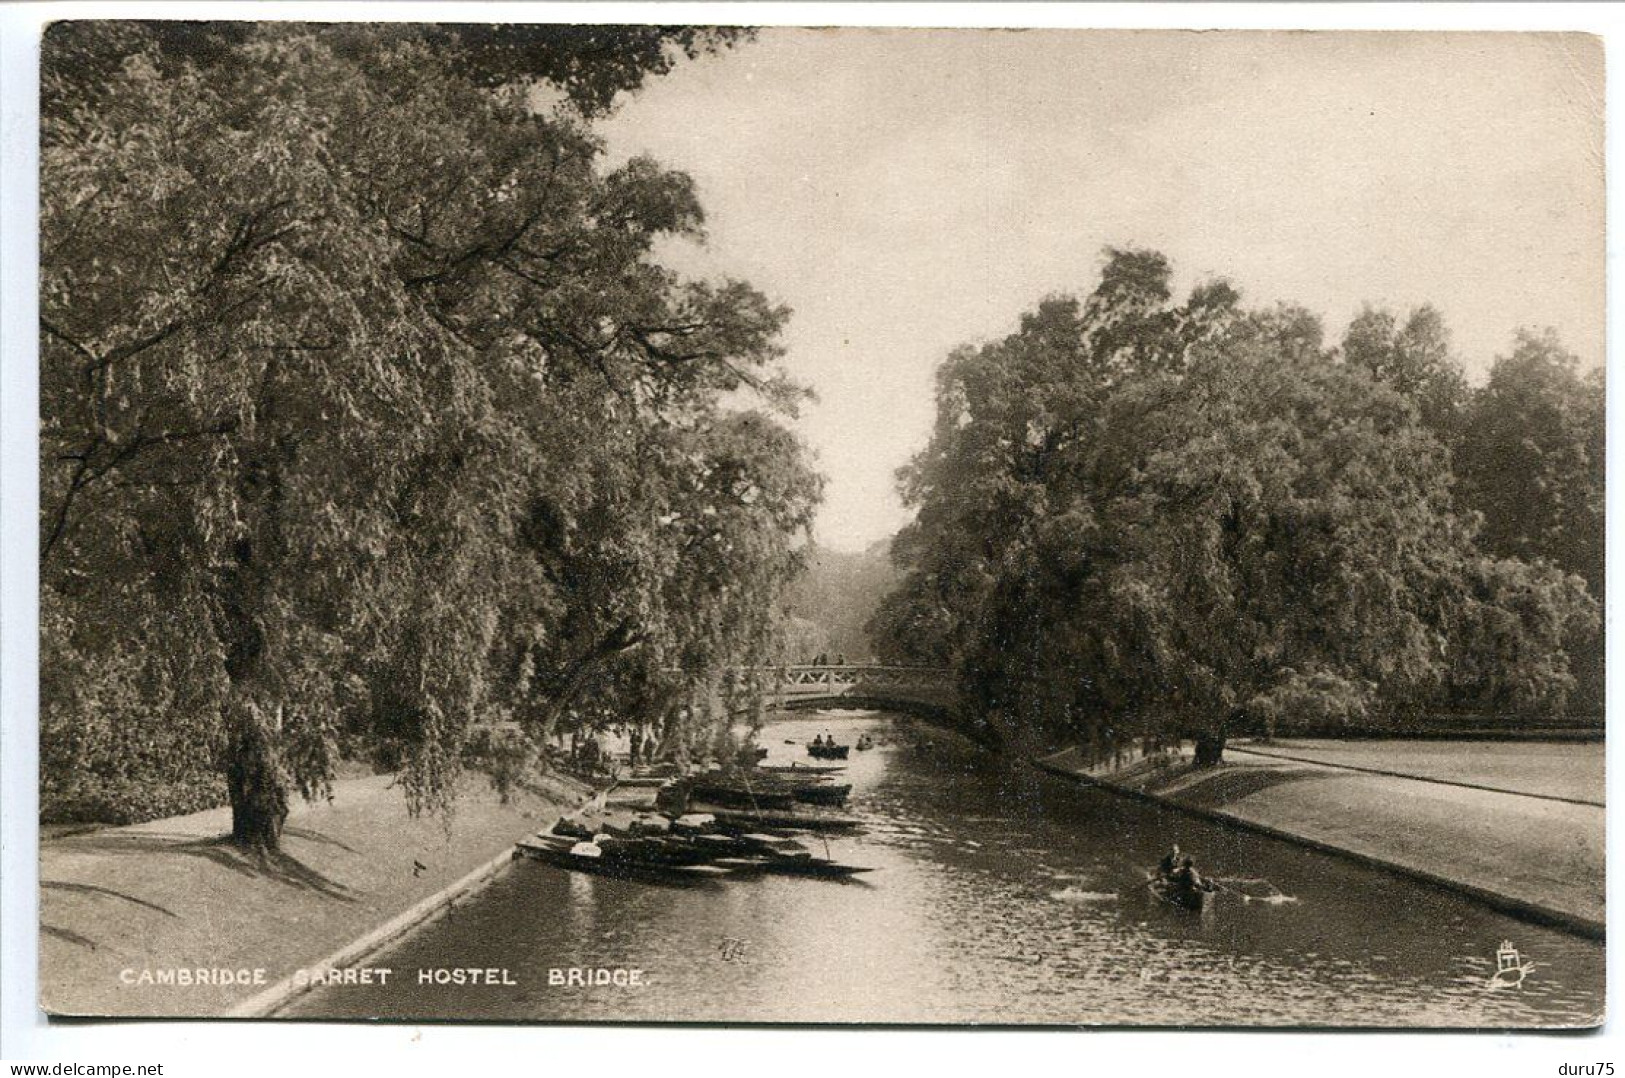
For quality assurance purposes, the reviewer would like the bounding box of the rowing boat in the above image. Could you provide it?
[1147,872,1216,912]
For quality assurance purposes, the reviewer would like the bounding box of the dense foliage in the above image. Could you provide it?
[40,22,750,118]
[780,540,897,663]
[1456,330,1605,596]
[872,250,1599,757]
[41,23,818,843]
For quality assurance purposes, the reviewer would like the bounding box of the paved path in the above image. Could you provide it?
[39,771,585,1017]
[1234,739,1604,805]
[1225,746,1603,808]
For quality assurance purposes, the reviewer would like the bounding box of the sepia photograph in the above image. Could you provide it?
[26,16,1605,1032]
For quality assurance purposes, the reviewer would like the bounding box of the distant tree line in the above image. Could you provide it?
[869,249,1601,760]
[40,23,820,848]
[780,541,898,664]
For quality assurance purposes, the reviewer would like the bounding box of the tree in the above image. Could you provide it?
[41,24,815,847]
[873,251,1242,701]
[1340,303,1468,440]
[1455,329,1604,595]
[876,250,1598,761]
[784,540,897,663]
[40,21,751,118]
[1454,329,1604,714]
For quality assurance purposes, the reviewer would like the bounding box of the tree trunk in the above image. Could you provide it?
[217,445,291,852]
[218,547,288,852]
[226,698,288,852]
[1193,732,1226,767]
[535,620,645,738]
[1193,706,1244,767]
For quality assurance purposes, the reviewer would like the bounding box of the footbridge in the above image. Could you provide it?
[761,664,957,722]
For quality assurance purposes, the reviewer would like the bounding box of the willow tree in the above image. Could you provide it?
[41,24,815,848]
[870,251,1241,741]
[877,250,1598,759]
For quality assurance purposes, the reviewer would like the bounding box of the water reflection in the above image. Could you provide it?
[292,712,1603,1026]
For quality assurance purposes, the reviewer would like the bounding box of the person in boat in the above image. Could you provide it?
[1169,855,1208,894]
[1157,844,1182,878]
[812,733,825,749]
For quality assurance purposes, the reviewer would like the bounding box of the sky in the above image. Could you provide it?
[597,29,1604,552]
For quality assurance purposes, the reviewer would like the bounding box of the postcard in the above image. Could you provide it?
[36,21,1603,1026]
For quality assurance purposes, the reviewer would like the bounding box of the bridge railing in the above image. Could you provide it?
[769,664,948,693]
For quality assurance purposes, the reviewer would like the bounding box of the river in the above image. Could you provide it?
[289,710,1604,1026]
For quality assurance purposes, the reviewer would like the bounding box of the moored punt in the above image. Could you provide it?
[791,783,853,806]
[517,809,875,884]
[558,810,672,840]
[686,830,813,860]
[592,831,713,866]
[515,835,724,882]
[758,763,845,776]
[753,857,874,878]
[686,800,865,832]
[699,831,870,877]
[676,767,848,800]
[627,763,683,779]
[667,812,719,833]
[605,792,659,811]
[710,854,874,878]
[688,832,757,857]
[694,768,847,792]
[685,781,800,810]
[737,831,813,854]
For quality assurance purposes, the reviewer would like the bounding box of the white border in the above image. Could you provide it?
[1,4,1618,1073]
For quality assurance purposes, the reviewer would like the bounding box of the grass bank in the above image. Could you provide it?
[1034,739,1604,938]
[40,769,588,1017]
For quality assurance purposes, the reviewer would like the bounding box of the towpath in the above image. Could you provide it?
[39,770,585,1017]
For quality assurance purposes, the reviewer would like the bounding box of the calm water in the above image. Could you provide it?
[292,711,1604,1027]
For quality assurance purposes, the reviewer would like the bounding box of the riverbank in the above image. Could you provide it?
[1033,739,1604,938]
[39,769,589,1017]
